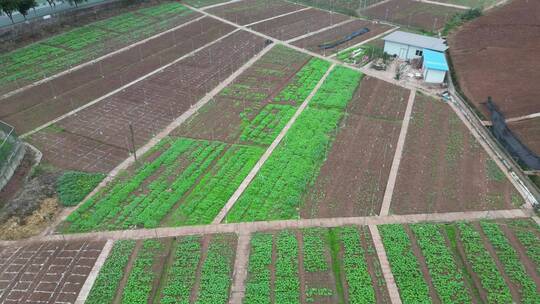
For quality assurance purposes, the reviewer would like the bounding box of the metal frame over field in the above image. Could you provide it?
[0,0,538,303]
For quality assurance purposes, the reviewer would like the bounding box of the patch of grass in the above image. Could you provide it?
[56,171,106,206]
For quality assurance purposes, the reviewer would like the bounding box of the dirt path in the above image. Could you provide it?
[412,0,470,10]
[211,64,336,224]
[368,225,402,304]
[244,7,311,27]
[379,89,415,216]
[229,232,251,304]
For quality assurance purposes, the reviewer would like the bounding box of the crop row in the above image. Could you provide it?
[339,227,376,303]
[273,58,331,104]
[457,223,513,303]
[0,2,192,86]
[240,104,296,145]
[508,220,540,274]
[168,144,264,226]
[379,224,431,303]
[309,66,363,110]
[225,66,362,222]
[86,240,136,304]
[303,228,329,273]
[244,233,274,304]
[159,236,202,303]
[65,138,224,232]
[410,223,471,303]
[480,221,539,303]
[275,231,300,303]
[122,240,164,304]
[194,235,236,303]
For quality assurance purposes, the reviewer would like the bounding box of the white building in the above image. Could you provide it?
[382,31,448,60]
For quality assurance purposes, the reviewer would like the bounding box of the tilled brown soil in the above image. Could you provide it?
[390,94,522,214]
[28,30,267,173]
[507,117,540,156]
[1,17,233,134]
[293,19,392,55]
[174,45,310,143]
[0,239,105,304]
[362,0,463,31]
[302,77,409,218]
[207,0,304,25]
[448,0,540,119]
[250,8,350,41]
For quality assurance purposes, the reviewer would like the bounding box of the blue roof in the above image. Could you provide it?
[423,49,449,71]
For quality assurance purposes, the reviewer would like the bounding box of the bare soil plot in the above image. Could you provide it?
[85,235,237,304]
[0,239,105,304]
[28,30,267,173]
[207,0,305,25]
[390,93,523,214]
[292,19,392,55]
[250,8,350,41]
[0,3,200,96]
[507,118,540,156]
[174,45,310,144]
[303,77,409,218]
[448,0,540,118]
[362,0,464,32]
[1,17,234,134]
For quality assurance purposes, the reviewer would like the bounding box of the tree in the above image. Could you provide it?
[16,0,37,20]
[0,0,18,24]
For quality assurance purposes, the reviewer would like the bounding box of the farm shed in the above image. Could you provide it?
[422,49,448,84]
[382,31,447,60]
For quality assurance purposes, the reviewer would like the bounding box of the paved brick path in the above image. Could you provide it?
[229,232,251,304]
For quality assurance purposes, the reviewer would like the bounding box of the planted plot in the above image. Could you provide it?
[0,2,196,93]
[89,235,236,304]
[507,219,540,274]
[273,58,331,104]
[303,77,408,218]
[243,227,388,303]
[208,0,304,25]
[239,104,296,145]
[226,66,361,222]
[391,93,523,214]
[174,45,312,144]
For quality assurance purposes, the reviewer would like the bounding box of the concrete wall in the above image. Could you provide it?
[383,41,423,60]
[423,68,446,83]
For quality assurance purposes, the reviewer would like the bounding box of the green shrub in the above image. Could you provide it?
[56,171,106,206]
[442,8,482,35]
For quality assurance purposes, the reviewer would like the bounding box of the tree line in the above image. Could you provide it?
[0,0,89,23]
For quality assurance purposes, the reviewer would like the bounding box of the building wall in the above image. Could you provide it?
[383,41,424,60]
[423,68,446,83]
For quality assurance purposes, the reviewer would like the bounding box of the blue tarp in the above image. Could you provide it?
[423,49,449,71]
[318,28,370,50]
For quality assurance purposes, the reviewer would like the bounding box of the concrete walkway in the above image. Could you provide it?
[379,89,416,216]
[229,232,251,304]
[505,112,540,124]
[4,208,532,247]
[328,26,398,58]
[287,19,354,43]
[212,64,336,224]
[245,7,311,27]
[412,0,469,10]
[369,225,402,304]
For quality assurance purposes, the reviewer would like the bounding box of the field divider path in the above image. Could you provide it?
[368,225,402,304]
[412,0,470,10]
[229,232,252,304]
[6,209,533,247]
[74,239,114,304]
[328,26,399,58]
[45,43,276,236]
[0,14,207,101]
[244,7,311,27]
[379,89,416,216]
[286,18,355,43]
[505,112,540,123]
[200,0,243,10]
[20,28,242,139]
[211,64,336,224]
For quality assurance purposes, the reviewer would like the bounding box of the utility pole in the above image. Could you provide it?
[129,123,137,164]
